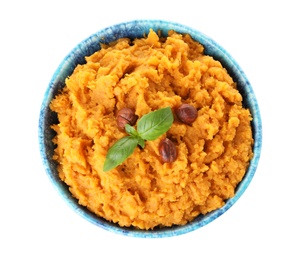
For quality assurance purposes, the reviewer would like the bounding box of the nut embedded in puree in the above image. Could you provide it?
[50,29,254,230]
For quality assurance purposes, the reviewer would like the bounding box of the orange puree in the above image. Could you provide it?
[50,30,253,229]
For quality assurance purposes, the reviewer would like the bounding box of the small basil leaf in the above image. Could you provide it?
[125,124,138,137]
[137,136,145,148]
[103,136,138,172]
[137,107,174,140]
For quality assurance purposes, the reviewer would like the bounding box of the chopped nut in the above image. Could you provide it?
[159,138,177,163]
[175,104,197,125]
[116,108,138,130]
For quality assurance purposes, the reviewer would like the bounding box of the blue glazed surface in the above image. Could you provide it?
[38,20,262,238]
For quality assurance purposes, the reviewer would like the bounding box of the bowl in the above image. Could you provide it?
[38,20,262,238]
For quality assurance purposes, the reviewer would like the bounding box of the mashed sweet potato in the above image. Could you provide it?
[50,29,253,229]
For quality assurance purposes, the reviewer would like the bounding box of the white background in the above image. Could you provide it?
[1,0,301,259]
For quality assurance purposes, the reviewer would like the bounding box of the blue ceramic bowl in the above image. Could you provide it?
[38,20,262,238]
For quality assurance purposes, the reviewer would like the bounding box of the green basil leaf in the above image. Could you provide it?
[137,107,174,140]
[125,124,138,137]
[103,136,138,172]
[103,106,174,172]
[137,136,145,148]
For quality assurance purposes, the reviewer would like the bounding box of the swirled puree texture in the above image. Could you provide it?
[50,30,253,229]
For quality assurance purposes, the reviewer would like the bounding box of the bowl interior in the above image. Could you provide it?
[38,20,262,238]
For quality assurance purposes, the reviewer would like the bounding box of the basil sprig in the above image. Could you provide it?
[103,107,174,172]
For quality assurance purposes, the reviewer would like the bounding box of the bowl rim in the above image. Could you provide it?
[38,19,262,238]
